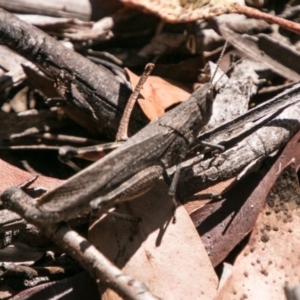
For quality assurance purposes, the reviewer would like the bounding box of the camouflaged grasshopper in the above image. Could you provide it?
[1,79,218,225]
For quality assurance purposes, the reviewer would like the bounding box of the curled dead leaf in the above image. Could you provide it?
[125,68,191,120]
[0,159,63,193]
[120,0,244,23]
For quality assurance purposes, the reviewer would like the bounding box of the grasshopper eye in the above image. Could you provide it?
[206,84,216,103]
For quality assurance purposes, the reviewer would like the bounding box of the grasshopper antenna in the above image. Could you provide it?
[209,40,244,89]
[213,56,245,88]
[210,40,228,86]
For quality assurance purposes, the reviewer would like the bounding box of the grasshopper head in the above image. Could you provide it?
[196,82,217,126]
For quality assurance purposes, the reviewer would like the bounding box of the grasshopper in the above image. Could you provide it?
[1,79,217,224]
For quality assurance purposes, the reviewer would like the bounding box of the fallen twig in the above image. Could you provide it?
[1,188,160,300]
[0,8,148,137]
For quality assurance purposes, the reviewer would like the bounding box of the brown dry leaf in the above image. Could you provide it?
[0,159,63,193]
[121,0,300,36]
[89,179,218,300]
[120,0,244,23]
[184,177,235,214]
[191,168,271,267]
[190,130,300,267]
[125,68,191,120]
[215,160,300,300]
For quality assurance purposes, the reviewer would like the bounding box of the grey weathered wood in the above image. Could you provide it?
[0,0,93,21]
[0,108,71,140]
[173,83,300,198]
[204,60,256,130]
[0,8,147,138]
[210,20,300,81]
[0,209,26,233]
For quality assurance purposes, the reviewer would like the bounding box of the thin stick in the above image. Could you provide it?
[1,187,159,300]
[47,223,158,300]
[210,40,228,84]
[32,133,101,145]
[116,63,155,142]
[234,4,300,35]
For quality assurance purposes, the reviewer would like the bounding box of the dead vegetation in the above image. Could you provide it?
[1,1,300,299]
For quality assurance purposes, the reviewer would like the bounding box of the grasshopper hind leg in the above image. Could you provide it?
[90,165,163,210]
[91,207,142,223]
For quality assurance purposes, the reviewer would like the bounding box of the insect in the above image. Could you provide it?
[1,77,218,224]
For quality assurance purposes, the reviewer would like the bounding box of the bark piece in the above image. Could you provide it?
[0,0,93,21]
[16,14,114,42]
[0,108,71,140]
[174,83,300,198]
[257,33,300,77]
[0,8,147,137]
[0,209,26,233]
[205,60,254,130]
[0,46,38,92]
[212,20,300,81]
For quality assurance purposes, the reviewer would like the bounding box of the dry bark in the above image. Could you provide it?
[0,0,93,21]
[0,8,148,138]
[173,84,300,198]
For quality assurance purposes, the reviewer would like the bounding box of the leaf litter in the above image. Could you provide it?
[216,159,300,300]
[1,1,300,299]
